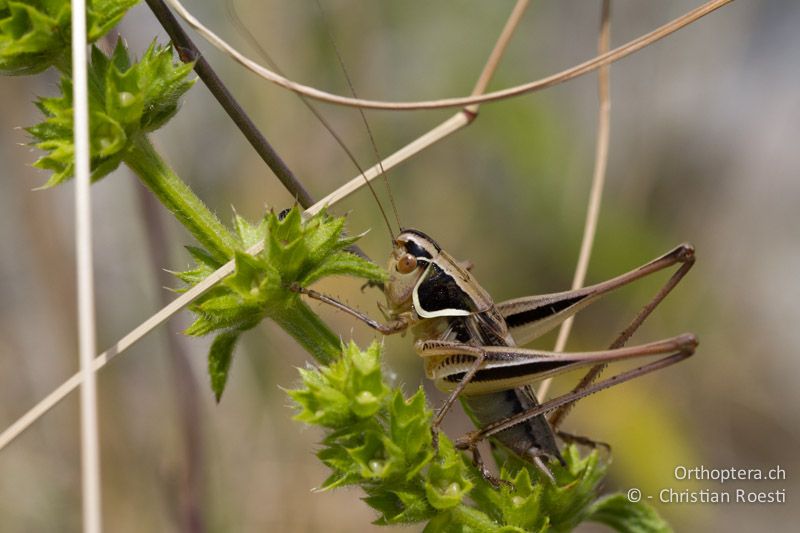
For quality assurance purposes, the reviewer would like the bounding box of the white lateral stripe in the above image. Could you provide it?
[416,305,471,319]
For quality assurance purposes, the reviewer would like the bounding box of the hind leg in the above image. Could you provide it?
[557,430,611,455]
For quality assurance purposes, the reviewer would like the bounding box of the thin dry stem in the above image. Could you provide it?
[72,0,102,530]
[538,0,612,402]
[468,0,530,107]
[163,0,730,110]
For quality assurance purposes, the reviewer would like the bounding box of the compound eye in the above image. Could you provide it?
[396,253,418,274]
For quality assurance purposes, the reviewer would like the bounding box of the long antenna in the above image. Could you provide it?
[313,0,403,234]
[225,0,397,242]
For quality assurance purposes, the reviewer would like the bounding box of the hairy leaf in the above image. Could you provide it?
[179,208,386,398]
[587,494,672,533]
[27,39,195,185]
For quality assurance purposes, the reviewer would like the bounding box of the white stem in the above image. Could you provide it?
[72,0,102,531]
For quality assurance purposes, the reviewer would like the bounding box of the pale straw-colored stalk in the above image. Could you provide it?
[72,0,102,530]
[538,0,612,402]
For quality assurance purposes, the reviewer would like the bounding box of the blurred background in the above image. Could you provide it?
[1,0,798,531]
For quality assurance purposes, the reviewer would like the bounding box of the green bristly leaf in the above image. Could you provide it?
[0,0,138,75]
[587,494,672,533]
[208,331,239,402]
[287,340,662,531]
[21,37,236,262]
[180,208,387,400]
[18,34,235,262]
[27,39,195,186]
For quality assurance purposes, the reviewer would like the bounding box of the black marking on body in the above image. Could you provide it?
[401,229,441,254]
[461,388,563,462]
[416,263,475,314]
[405,240,433,259]
[441,353,472,368]
[444,358,573,383]
[505,294,587,328]
[447,318,473,343]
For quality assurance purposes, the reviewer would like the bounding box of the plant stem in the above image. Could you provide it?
[124,133,238,263]
[271,297,341,366]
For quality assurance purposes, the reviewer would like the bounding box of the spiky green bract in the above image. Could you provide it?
[289,341,672,532]
[20,36,233,262]
[178,207,387,401]
[0,0,137,75]
[587,494,672,533]
[27,39,195,187]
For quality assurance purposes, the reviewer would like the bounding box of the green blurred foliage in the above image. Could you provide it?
[289,341,669,531]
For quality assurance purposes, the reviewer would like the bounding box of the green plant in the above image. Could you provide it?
[175,206,385,400]
[288,341,670,532]
[1,1,673,530]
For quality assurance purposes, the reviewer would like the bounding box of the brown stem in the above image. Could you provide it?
[136,183,207,533]
[143,0,314,208]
